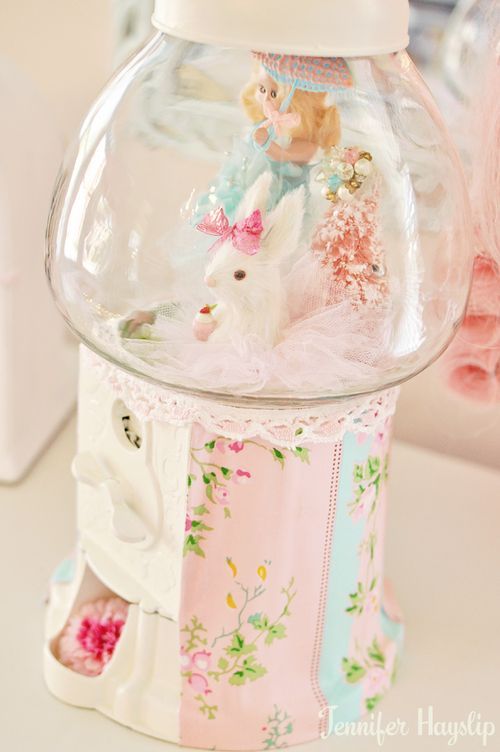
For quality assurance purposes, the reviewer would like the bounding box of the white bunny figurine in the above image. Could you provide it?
[195,173,304,347]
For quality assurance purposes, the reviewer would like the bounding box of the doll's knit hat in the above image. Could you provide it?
[253,52,353,92]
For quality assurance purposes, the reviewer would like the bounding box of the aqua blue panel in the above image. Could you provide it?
[318,431,373,721]
[52,556,76,584]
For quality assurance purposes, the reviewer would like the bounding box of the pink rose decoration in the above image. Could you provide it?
[362,484,376,508]
[356,432,369,445]
[351,500,367,522]
[364,666,389,696]
[192,650,212,672]
[180,648,193,671]
[344,147,360,165]
[185,514,192,532]
[228,441,245,453]
[58,597,128,677]
[373,420,390,449]
[213,486,230,505]
[351,484,377,521]
[364,593,379,616]
[189,673,211,695]
[233,469,251,485]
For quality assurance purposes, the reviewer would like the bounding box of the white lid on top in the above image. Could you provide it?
[152,0,410,57]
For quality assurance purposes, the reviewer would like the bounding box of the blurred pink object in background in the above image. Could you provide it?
[443,40,500,402]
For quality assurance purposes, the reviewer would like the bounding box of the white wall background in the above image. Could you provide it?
[1,0,498,470]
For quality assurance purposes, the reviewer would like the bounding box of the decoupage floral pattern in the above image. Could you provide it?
[179,424,401,746]
[180,559,297,720]
[346,443,389,617]
[342,637,395,712]
[261,706,294,749]
[184,436,310,557]
[340,427,398,715]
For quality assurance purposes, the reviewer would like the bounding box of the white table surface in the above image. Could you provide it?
[1,416,499,752]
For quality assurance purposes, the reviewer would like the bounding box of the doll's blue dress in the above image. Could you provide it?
[192,133,314,223]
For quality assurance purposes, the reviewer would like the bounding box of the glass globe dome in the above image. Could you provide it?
[46,32,473,406]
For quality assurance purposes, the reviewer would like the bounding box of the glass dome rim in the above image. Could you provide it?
[70,320,464,410]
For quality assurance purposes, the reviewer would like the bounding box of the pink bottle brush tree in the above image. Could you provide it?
[310,182,388,310]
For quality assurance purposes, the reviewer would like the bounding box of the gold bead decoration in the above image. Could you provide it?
[318,146,375,204]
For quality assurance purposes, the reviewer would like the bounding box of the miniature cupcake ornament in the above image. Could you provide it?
[44,0,473,748]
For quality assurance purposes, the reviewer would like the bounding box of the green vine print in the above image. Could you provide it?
[348,454,388,522]
[195,694,218,721]
[342,637,392,712]
[209,578,296,686]
[345,452,389,617]
[181,615,208,653]
[184,436,310,558]
[180,568,297,720]
[261,706,294,749]
[211,569,267,649]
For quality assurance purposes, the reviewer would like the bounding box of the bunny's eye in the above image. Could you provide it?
[234,270,246,281]
[270,90,277,99]
[259,85,266,94]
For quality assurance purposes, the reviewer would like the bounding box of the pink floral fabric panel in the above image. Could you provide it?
[179,425,342,750]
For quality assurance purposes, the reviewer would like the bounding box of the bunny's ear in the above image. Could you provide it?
[235,172,273,221]
[262,186,305,261]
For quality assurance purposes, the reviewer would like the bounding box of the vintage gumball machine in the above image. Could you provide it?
[43,0,472,748]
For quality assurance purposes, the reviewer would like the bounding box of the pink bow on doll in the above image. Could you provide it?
[197,207,264,255]
[262,100,301,137]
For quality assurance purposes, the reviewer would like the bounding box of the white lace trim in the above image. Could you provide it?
[84,348,399,447]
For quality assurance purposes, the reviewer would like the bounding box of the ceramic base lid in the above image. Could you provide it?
[152,0,410,56]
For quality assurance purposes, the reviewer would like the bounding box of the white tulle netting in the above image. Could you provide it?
[117,299,391,396]
[96,176,396,400]
[84,348,399,447]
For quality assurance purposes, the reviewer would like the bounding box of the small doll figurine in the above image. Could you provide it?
[241,53,346,166]
[193,53,352,222]
[239,53,352,209]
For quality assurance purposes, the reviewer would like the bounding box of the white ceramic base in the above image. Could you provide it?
[44,352,404,750]
[74,353,190,618]
[44,551,181,743]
